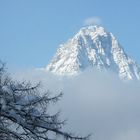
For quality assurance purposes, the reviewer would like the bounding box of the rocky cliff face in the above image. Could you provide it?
[46,26,140,80]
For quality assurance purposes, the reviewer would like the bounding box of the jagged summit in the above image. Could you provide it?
[46,25,140,80]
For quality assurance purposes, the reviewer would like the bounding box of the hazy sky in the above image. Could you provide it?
[14,69,140,140]
[0,0,140,70]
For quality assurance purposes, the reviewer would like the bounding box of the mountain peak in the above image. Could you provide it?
[75,25,109,38]
[46,26,140,80]
[79,25,103,31]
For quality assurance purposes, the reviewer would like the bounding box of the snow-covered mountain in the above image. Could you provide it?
[46,25,140,80]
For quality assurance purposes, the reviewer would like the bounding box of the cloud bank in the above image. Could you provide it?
[84,17,102,26]
[13,69,140,140]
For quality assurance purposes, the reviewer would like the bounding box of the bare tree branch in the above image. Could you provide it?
[0,62,90,140]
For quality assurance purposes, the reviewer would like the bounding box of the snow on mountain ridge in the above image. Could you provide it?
[46,25,140,80]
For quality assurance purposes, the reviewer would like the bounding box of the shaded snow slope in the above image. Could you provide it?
[46,26,140,80]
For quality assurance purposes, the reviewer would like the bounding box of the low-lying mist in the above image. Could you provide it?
[13,69,140,140]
